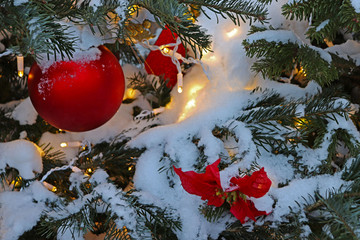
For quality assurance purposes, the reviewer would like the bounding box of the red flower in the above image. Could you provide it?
[230,199,268,224]
[173,159,224,207]
[229,167,271,198]
[174,160,272,224]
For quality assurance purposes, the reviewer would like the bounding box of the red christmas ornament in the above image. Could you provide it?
[145,27,186,88]
[28,45,125,132]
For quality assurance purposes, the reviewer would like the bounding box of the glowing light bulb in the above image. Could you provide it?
[226,28,239,38]
[43,181,57,192]
[209,55,216,61]
[60,142,68,148]
[177,73,183,93]
[17,55,24,77]
[161,47,170,54]
[60,141,81,148]
[124,88,136,99]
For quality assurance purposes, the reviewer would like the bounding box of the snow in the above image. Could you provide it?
[13,0,28,6]
[38,46,102,72]
[0,140,43,179]
[11,97,38,125]
[350,0,360,13]
[326,40,360,65]
[247,30,302,44]
[316,19,329,32]
[0,181,57,240]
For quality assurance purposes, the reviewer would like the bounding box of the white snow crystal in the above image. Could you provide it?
[0,140,43,179]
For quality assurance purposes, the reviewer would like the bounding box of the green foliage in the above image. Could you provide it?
[305,190,360,240]
[218,221,286,240]
[243,32,339,86]
[178,0,268,25]
[282,0,360,43]
[129,195,182,240]
[127,72,172,108]
[131,0,212,57]
[80,140,144,189]
[201,204,228,222]
[0,0,77,59]
[39,189,181,240]
[342,156,360,181]
[244,0,360,87]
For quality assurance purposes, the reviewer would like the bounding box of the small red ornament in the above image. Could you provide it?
[28,45,125,132]
[145,27,186,88]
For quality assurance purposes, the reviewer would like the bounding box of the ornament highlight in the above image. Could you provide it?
[28,45,125,132]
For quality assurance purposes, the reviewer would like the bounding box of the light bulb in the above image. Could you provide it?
[17,55,24,77]
[60,142,68,148]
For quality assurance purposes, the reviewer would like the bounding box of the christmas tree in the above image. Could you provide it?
[1,0,360,239]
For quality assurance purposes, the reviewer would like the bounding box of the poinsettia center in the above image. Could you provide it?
[225,191,247,205]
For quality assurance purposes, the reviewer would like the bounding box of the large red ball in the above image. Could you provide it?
[28,45,125,132]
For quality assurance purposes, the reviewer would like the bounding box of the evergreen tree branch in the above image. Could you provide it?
[178,0,268,24]
[132,0,212,57]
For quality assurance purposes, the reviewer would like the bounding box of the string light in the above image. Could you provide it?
[10,176,22,188]
[161,46,170,54]
[177,72,183,93]
[298,66,307,77]
[226,28,239,38]
[17,54,24,77]
[134,107,165,121]
[124,88,136,99]
[42,181,57,192]
[60,141,82,148]
[294,117,310,128]
[140,38,205,93]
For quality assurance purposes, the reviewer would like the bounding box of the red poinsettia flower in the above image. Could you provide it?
[229,198,268,224]
[174,160,272,224]
[229,167,272,198]
[173,159,224,207]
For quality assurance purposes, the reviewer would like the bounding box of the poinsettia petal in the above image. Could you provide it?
[229,198,256,224]
[173,159,224,207]
[230,199,268,223]
[230,168,271,198]
[247,200,268,218]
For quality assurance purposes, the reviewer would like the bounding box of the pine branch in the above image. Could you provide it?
[0,0,77,59]
[306,191,360,240]
[127,72,172,108]
[132,0,212,57]
[282,0,360,43]
[342,156,360,181]
[178,0,268,25]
